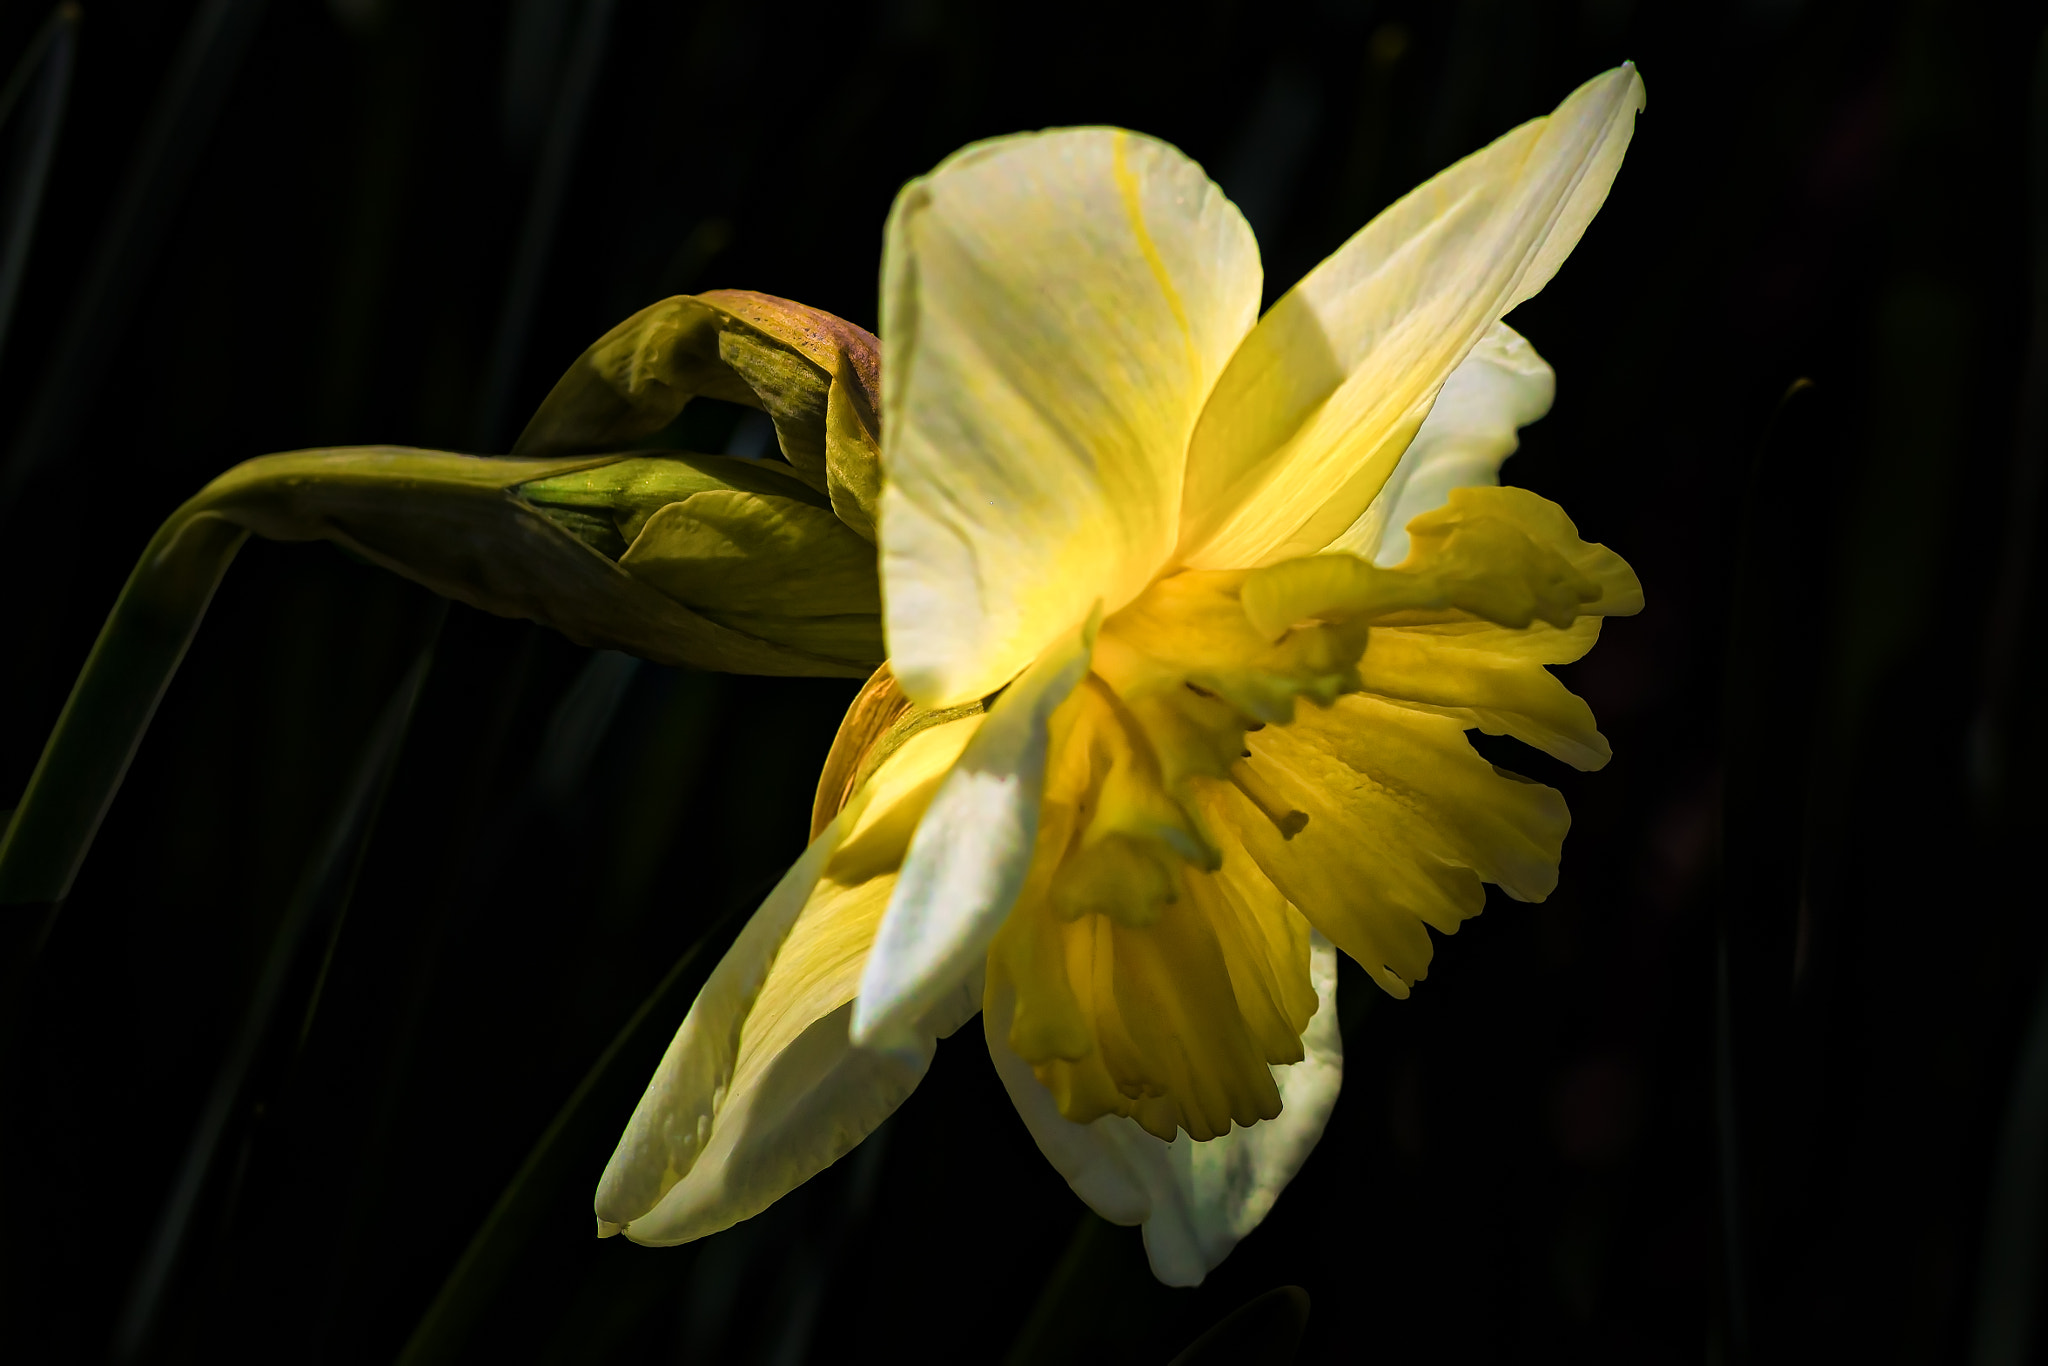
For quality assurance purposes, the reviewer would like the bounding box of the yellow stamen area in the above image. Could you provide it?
[985,568,1359,1141]
[978,483,1635,1139]
[784,487,1631,1145]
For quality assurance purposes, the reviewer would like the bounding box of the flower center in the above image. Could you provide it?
[984,567,1370,1140]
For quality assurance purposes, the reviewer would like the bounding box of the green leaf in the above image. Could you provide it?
[392,910,735,1366]
[0,509,248,905]
[110,635,438,1362]
[1166,1287,1311,1366]
[1003,1214,1180,1366]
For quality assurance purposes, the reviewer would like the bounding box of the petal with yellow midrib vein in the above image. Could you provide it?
[880,127,1262,710]
[1177,65,1644,570]
[1327,321,1556,565]
[593,715,979,1246]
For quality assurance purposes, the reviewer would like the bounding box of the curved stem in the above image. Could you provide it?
[0,443,873,912]
[0,503,247,905]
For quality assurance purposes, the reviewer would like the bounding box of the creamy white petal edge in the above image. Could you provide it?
[1177,64,1642,569]
[595,815,846,1239]
[985,932,1342,1286]
[850,618,1096,1054]
[593,804,983,1246]
[1328,321,1556,566]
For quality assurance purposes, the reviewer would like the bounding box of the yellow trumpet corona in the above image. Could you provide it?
[598,65,1646,1285]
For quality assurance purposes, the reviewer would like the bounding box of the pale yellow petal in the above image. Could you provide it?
[1357,621,1611,770]
[985,933,1342,1288]
[594,816,850,1237]
[1223,693,1570,999]
[616,874,903,1247]
[1141,932,1342,1286]
[1240,485,1640,640]
[852,619,1094,1051]
[1177,64,1643,569]
[824,710,984,884]
[1326,322,1555,564]
[880,127,1262,708]
[594,714,979,1245]
[1182,824,1318,1064]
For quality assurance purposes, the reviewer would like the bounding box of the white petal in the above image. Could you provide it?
[1326,321,1555,565]
[850,619,1095,1052]
[595,816,850,1236]
[617,998,916,1246]
[595,720,984,1246]
[1146,933,1343,1282]
[986,933,1343,1286]
[880,127,1262,709]
[1177,64,1642,569]
[982,977,1155,1226]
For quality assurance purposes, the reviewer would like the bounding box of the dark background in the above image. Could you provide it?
[1,0,2044,1362]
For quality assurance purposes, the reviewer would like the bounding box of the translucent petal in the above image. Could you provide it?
[880,128,1262,708]
[1241,484,1638,640]
[1188,802,1321,1060]
[1326,322,1555,564]
[984,672,1316,1141]
[1177,65,1643,569]
[1225,693,1571,998]
[992,880,1284,1142]
[852,620,1095,1052]
[594,717,978,1245]
[1093,568,1376,790]
[1140,932,1342,1286]
[986,933,1342,1287]
[1357,620,1612,770]
[593,818,851,1240]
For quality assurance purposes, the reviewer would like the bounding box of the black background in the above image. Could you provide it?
[1,1,2044,1363]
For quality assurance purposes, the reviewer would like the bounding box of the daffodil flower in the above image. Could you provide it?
[596,65,1646,1284]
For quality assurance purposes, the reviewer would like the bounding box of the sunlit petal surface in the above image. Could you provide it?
[986,934,1341,1286]
[608,64,1646,1286]
[1329,321,1556,565]
[854,620,1095,1051]
[595,717,980,1244]
[880,128,1261,708]
[1176,64,1643,568]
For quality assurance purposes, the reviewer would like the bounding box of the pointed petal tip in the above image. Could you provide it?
[1143,1230,1210,1288]
[845,1005,925,1062]
[596,1219,624,1239]
[1615,60,1646,108]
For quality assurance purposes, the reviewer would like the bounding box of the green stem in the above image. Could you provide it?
[394,907,732,1366]
[0,443,876,910]
[0,503,248,905]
